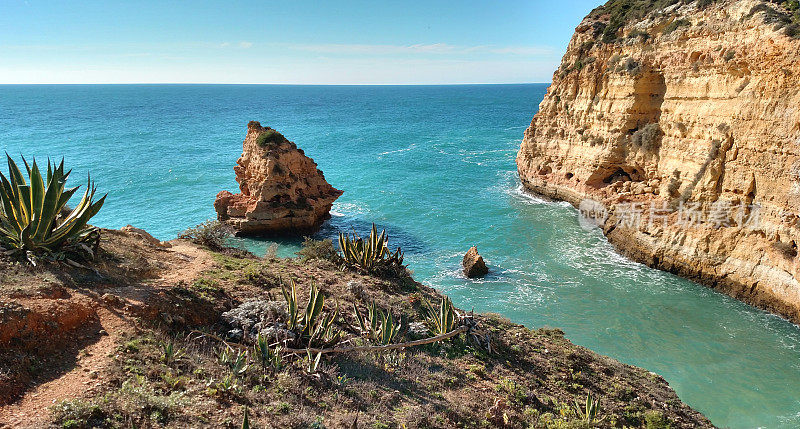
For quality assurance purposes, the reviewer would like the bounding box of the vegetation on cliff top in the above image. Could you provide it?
[0,227,712,428]
[589,0,800,42]
[255,129,288,147]
[589,0,716,43]
[753,1,800,38]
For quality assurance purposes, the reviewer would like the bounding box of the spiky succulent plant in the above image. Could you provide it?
[338,223,405,277]
[0,154,106,262]
[281,279,341,348]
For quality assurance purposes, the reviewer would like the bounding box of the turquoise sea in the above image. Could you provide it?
[2,84,800,428]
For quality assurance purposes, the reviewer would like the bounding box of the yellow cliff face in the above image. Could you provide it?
[517,0,800,322]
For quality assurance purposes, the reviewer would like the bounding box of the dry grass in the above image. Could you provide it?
[46,243,709,428]
[1,231,711,428]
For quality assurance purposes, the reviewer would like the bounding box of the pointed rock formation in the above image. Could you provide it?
[214,121,342,235]
[463,246,488,278]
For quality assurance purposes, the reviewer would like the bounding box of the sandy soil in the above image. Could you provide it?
[0,240,214,428]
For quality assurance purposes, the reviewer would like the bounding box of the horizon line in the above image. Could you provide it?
[0,81,551,86]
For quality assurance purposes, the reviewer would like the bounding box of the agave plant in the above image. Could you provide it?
[254,333,283,371]
[422,296,459,336]
[353,301,406,345]
[281,279,341,348]
[0,155,106,262]
[338,223,405,276]
[574,393,604,423]
[304,349,323,374]
[218,348,250,377]
[160,340,185,366]
[241,406,250,429]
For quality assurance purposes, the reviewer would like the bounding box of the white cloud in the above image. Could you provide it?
[238,41,253,49]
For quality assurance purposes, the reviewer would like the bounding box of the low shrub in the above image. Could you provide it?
[51,377,184,428]
[644,410,671,429]
[663,18,691,34]
[612,56,641,75]
[256,129,287,147]
[773,241,798,258]
[631,123,662,152]
[628,29,651,40]
[178,220,232,250]
[723,49,735,61]
[51,399,106,428]
[296,237,339,262]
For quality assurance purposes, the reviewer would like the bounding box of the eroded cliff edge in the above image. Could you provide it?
[517,0,800,323]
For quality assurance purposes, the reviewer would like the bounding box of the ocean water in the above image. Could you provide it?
[2,84,800,428]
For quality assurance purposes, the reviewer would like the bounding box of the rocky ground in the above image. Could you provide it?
[0,228,712,428]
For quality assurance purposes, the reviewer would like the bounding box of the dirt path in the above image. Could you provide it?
[0,241,214,428]
[0,309,128,428]
[154,241,216,287]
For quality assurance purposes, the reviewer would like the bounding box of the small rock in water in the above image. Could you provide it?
[462,246,488,278]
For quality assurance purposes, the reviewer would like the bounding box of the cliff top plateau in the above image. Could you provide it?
[0,223,710,428]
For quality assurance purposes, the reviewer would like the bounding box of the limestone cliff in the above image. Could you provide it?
[517,0,800,323]
[215,122,342,235]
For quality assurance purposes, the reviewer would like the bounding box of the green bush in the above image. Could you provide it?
[51,399,106,428]
[256,129,287,147]
[663,18,691,34]
[644,410,671,429]
[178,220,232,250]
[0,155,106,264]
[296,237,339,262]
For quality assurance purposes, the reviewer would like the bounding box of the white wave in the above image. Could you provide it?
[506,182,570,207]
[330,201,370,217]
[377,143,417,157]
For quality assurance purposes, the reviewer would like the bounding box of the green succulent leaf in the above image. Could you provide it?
[0,155,105,258]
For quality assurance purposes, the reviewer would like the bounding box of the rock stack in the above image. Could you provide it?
[463,246,489,278]
[214,121,342,235]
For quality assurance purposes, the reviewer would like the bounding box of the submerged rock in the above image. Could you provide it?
[214,121,343,235]
[462,246,488,278]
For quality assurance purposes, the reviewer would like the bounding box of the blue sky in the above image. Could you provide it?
[0,0,601,84]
